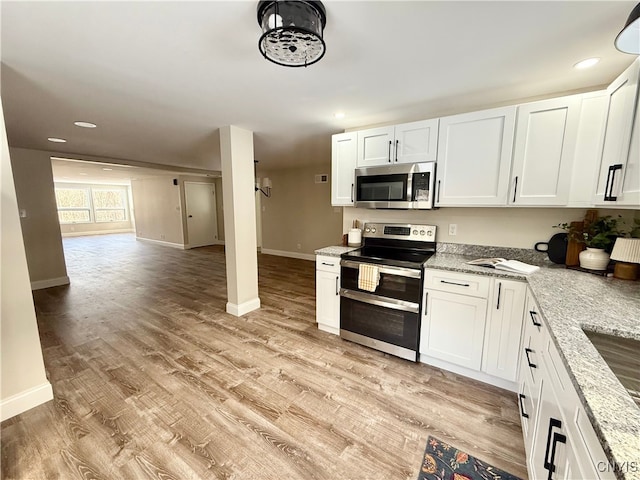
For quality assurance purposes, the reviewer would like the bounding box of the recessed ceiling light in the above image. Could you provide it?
[102,168,113,171]
[334,112,345,119]
[47,137,67,143]
[574,58,600,69]
[74,121,97,128]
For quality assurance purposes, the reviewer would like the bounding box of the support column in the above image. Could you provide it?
[219,126,260,316]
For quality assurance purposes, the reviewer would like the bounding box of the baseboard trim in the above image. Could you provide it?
[31,276,70,291]
[0,382,53,421]
[136,237,185,249]
[260,249,315,262]
[185,240,225,249]
[226,298,261,317]
[419,354,518,392]
[61,229,134,238]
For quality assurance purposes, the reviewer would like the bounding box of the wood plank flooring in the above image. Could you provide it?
[1,234,527,479]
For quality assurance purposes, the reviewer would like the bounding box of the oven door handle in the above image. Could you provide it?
[340,260,422,279]
[339,288,420,314]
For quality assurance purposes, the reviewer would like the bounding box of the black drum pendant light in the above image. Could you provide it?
[257,0,327,67]
[615,2,640,54]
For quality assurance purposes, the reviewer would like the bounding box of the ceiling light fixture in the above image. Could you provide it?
[334,112,345,119]
[615,2,640,54]
[102,168,113,171]
[74,121,97,128]
[47,137,67,143]
[574,58,600,69]
[257,0,327,67]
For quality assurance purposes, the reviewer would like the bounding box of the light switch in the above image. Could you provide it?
[19,209,27,218]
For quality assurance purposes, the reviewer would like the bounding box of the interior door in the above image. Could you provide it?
[185,182,218,248]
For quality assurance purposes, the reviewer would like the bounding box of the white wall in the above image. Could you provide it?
[9,148,69,289]
[343,207,639,249]
[260,163,343,257]
[130,176,185,246]
[1,99,53,420]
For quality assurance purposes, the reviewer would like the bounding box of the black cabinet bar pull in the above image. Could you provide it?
[394,139,399,162]
[525,348,536,368]
[351,183,354,203]
[518,393,529,419]
[321,262,335,266]
[440,280,470,287]
[513,176,518,202]
[546,432,567,480]
[530,310,542,327]
[604,164,623,201]
[603,165,614,201]
[388,140,392,162]
[335,276,339,295]
[543,418,566,480]
[437,180,441,203]
[496,282,502,310]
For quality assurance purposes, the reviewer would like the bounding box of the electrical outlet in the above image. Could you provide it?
[448,224,457,236]
[160,234,166,240]
[296,243,302,250]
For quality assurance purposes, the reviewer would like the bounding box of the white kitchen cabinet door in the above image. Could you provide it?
[568,91,608,207]
[436,106,516,206]
[316,257,341,335]
[421,290,487,370]
[510,95,582,206]
[482,279,526,382]
[331,132,357,206]
[356,126,395,167]
[618,80,640,207]
[594,58,640,206]
[394,119,439,164]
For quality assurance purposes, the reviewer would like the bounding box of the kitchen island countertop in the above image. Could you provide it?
[424,252,640,480]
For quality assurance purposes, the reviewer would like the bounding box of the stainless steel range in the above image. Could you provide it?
[339,223,436,361]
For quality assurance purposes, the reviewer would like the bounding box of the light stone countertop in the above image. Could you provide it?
[314,245,359,257]
[424,252,640,480]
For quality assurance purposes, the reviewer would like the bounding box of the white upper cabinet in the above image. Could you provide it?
[331,132,357,206]
[568,91,609,207]
[356,119,438,167]
[593,58,640,207]
[436,106,516,206]
[510,95,582,206]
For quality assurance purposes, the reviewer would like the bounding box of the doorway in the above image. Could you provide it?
[185,181,218,248]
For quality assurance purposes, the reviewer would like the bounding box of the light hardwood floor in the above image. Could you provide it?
[1,234,527,479]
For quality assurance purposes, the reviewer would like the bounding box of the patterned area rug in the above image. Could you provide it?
[417,436,523,480]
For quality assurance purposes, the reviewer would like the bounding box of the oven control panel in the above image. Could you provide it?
[362,223,436,241]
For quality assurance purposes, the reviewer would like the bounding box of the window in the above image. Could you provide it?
[55,187,92,223]
[55,184,129,224]
[92,188,127,222]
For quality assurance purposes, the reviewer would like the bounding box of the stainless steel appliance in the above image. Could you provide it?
[339,223,436,361]
[354,162,436,209]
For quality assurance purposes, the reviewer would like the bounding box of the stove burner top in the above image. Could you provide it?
[341,246,434,269]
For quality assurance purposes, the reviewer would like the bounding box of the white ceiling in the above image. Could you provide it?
[1,1,638,174]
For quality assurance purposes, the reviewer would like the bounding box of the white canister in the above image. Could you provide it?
[348,228,362,247]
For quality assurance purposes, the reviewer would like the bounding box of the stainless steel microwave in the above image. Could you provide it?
[354,162,436,209]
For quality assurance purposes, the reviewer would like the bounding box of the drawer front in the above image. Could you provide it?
[424,269,490,298]
[316,255,341,273]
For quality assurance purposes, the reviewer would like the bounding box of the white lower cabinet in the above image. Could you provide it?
[420,269,525,389]
[421,289,487,370]
[482,279,526,381]
[315,255,341,335]
[519,287,615,480]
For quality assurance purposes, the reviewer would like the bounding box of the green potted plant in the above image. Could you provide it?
[555,216,626,270]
